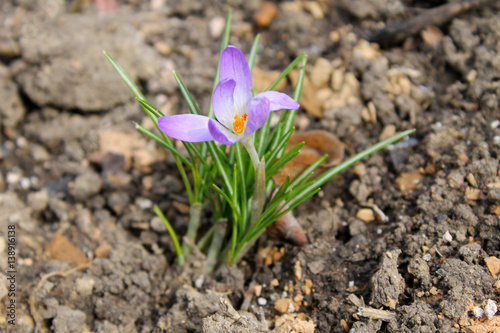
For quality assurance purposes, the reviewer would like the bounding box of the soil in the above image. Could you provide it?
[1,0,499,332]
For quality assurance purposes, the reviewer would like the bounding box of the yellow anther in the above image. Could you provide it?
[233,113,247,134]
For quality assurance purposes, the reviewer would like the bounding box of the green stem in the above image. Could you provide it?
[206,218,228,273]
[181,202,203,257]
[241,135,266,229]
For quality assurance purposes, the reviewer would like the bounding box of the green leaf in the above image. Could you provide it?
[289,154,328,188]
[154,205,184,266]
[213,184,240,220]
[173,71,201,115]
[136,98,164,118]
[248,34,261,73]
[266,142,304,181]
[265,53,304,92]
[103,51,145,100]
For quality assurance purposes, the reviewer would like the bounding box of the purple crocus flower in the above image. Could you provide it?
[157,46,300,145]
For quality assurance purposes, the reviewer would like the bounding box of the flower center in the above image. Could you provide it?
[233,113,247,134]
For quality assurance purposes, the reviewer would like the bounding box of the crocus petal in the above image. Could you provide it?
[158,114,214,142]
[244,96,271,136]
[208,119,241,145]
[219,46,252,111]
[253,91,300,111]
[212,79,236,128]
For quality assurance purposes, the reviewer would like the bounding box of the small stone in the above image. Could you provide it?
[446,171,464,189]
[301,279,313,295]
[208,16,225,38]
[154,42,171,56]
[253,2,278,28]
[30,144,51,161]
[484,256,500,279]
[310,58,333,87]
[303,1,324,18]
[150,216,167,232]
[107,191,130,215]
[137,198,153,210]
[465,187,481,201]
[356,208,375,222]
[379,124,396,141]
[294,260,302,280]
[45,234,89,266]
[457,152,469,163]
[53,306,87,333]
[466,173,478,187]
[473,306,484,318]
[395,170,423,191]
[257,297,267,306]
[274,298,291,313]
[442,231,453,243]
[466,69,477,82]
[75,276,95,297]
[94,242,112,258]
[27,190,49,213]
[70,172,102,201]
[484,300,498,320]
[254,284,262,297]
[331,69,344,91]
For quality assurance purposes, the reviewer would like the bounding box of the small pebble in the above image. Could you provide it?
[485,299,498,320]
[490,120,500,129]
[257,297,267,306]
[423,254,432,261]
[6,171,21,184]
[208,16,225,38]
[473,306,484,318]
[443,231,453,243]
[20,177,31,189]
[137,198,153,210]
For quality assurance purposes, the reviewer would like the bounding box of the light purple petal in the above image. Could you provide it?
[208,119,241,145]
[158,114,214,142]
[244,96,271,136]
[219,46,252,111]
[212,79,236,128]
[253,91,300,111]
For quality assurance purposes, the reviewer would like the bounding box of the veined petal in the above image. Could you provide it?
[253,91,300,111]
[244,96,271,136]
[158,114,213,142]
[219,46,252,111]
[212,79,236,128]
[208,119,241,145]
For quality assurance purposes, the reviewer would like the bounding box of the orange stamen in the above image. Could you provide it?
[233,113,248,134]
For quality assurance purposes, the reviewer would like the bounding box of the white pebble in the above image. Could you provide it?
[209,16,225,39]
[257,297,267,306]
[443,231,453,243]
[473,306,484,318]
[485,299,498,320]
[423,254,432,262]
[20,177,31,189]
[6,172,21,184]
[490,120,500,129]
[348,281,355,288]
[137,198,153,209]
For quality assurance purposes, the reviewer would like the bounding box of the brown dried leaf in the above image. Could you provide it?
[273,130,344,186]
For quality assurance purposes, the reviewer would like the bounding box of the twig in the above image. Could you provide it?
[29,261,92,332]
[368,0,492,46]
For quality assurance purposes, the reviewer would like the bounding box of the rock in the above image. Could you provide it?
[15,11,162,112]
[45,234,90,266]
[52,306,88,333]
[356,208,375,222]
[208,16,225,39]
[370,249,405,309]
[27,190,49,214]
[0,64,25,128]
[107,192,130,215]
[310,58,333,87]
[275,313,315,333]
[70,171,102,202]
[340,0,404,20]
[379,124,396,141]
[395,170,423,192]
[94,242,112,259]
[253,2,278,28]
